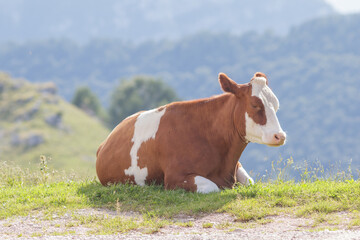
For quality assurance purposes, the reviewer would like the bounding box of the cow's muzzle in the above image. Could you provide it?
[267,131,286,147]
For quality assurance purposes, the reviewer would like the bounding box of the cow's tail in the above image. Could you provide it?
[96,142,104,158]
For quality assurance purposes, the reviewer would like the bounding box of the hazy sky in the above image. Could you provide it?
[325,0,360,13]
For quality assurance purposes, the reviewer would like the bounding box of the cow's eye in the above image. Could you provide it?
[251,104,260,110]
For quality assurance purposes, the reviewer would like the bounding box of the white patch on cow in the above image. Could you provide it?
[251,77,279,111]
[124,108,166,186]
[236,165,254,186]
[245,77,285,146]
[194,176,220,194]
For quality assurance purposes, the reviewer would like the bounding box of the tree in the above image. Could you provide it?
[72,86,103,118]
[108,76,179,128]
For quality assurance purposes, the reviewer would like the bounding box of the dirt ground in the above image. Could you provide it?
[1,209,360,240]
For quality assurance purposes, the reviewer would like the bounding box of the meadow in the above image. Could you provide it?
[1,157,360,236]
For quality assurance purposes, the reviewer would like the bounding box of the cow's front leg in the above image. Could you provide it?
[164,174,220,193]
[236,162,254,186]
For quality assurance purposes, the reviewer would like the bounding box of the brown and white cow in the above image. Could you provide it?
[96,72,286,193]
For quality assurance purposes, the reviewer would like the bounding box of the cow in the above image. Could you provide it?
[96,72,286,193]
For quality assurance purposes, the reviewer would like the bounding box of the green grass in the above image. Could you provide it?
[2,161,360,235]
[202,222,214,228]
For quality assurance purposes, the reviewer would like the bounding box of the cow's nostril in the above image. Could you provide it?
[274,133,286,143]
[273,132,286,145]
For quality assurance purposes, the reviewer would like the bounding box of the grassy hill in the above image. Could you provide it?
[0,72,109,176]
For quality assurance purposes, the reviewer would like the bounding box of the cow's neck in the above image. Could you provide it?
[190,93,248,176]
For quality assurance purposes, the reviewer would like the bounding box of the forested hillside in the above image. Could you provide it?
[1,13,359,176]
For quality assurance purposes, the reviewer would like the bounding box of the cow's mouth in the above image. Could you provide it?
[266,140,286,147]
[266,143,284,147]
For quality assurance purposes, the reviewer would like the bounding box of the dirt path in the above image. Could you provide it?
[2,209,360,240]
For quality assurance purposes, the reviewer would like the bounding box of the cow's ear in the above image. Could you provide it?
[219,73,238,94]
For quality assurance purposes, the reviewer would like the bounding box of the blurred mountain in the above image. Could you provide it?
[0,73,109,175]
[0,0,334,44]
[1,13,359,176]
[0,14,359,102]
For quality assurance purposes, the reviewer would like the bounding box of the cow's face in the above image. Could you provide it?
[219,72,286,147]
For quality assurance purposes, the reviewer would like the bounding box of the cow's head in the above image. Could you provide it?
[219,72,286,147]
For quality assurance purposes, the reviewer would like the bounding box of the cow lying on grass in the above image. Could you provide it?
[96,72,286,193]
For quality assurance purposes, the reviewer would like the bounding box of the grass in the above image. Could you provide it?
[1,160,360,236]
[202,222,214,228]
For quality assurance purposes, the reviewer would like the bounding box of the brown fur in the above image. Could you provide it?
[96,73,269,191]
[96,115,139,185]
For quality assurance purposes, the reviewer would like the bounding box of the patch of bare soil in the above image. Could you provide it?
[1,209,360,240]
